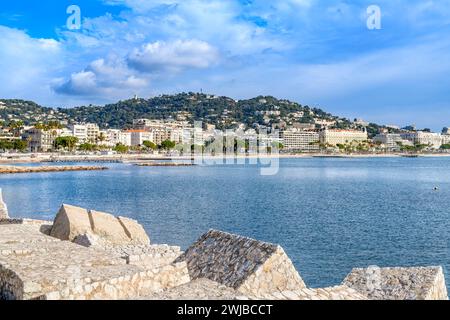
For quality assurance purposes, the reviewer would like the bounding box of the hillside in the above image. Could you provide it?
[0,99,69,125]
[1,93,382,135]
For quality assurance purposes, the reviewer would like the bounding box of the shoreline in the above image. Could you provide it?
[2,152,450,164]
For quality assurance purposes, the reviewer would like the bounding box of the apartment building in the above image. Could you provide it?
[24,128,58,152]
[126,130,154,147]
[68,124,88,143]
[281,130,320,152]
[86,123,100,143]
[319,129,368,145]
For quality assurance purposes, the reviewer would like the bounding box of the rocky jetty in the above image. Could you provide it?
[0,200,448,300]
[0,166,108,175]
[135,163,196,167]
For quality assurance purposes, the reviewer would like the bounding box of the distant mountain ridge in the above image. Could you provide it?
[0,93,380,134]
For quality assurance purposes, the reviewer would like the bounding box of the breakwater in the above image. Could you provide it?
[0,165,108,175]
[0,201,448,300]
[135,163,196,167]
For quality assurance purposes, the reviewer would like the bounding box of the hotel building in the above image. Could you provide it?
[281,130,320,152]
[319,129,368,146]
[400,131,442,149]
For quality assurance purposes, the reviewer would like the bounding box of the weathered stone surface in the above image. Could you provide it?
[0,189,9,220]
[342,266,449,300]
[89,210,132,245]
[145,278,241,300]
[104,244,182,268]
[175,230,306,296]
[50,204,91,242]
[0,223,188,300]
[117,216,150,245]
[50,205,150,247]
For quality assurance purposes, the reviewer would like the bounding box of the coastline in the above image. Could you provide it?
[2,152,450,164]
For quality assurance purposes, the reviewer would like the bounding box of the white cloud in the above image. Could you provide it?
[128,39,219,72]
[0,26,63,102]
[54,57,149,97]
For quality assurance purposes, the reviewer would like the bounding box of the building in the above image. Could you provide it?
[125,130,154,147]
[373,133,414,151]
[24,128,58,152]
[281,130,320,152]
[86,123,100,143]
[119,131,132,147]
[319,129,368,146]
[442,134,450,145]
[68,124,88,144]
[133,119,185,145]
[400,131,442,149]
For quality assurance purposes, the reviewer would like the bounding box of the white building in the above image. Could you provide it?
[119,131,132,147]
[86,123,100,143]
[24,128,57,152]
[281,130,320,152]
[373,133,414,151]
[319,129,368,146]
[126,130,154,147]
[69,124,88,143]
[400,131,442,149]
[442,134,450,146]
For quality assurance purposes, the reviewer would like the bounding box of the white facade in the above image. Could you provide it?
[119,132,132,146]
[69,125,88,143]
[442,134,450,145]
[373,133,414,150]
[319,129,368,145]
[127,130,154,147]
[281,130,320,152]
[86,123,100,143]
[400,131,442,149]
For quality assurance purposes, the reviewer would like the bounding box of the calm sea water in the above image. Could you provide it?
[2,157,450,289]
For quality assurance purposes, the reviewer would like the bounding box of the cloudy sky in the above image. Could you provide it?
[1,0,450,129]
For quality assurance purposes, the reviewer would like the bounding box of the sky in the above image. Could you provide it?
[0,0,450,130]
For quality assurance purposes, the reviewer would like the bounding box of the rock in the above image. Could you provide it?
[342,266,448,300]
[0,188,9,219]
[49,204,150,247]
[50,204,92,241]
[117,216,150,245]
[89,210,132,245]
[175,230,306,297]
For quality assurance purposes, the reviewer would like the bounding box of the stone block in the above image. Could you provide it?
[50,204,91,241]
[342,266,448,300]
[117,216,150,245]
[175,230,306,296]
[49,204,151,248]
[89,210,131,245]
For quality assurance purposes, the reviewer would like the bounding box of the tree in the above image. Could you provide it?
[160,140,176,150]
[13,140,28,152]
[113,143,129,154]
[54,136,79,151]
[78,143,97,152]
[271,142,284,150]
[0,140,13,151]
[97,132,106,145]
[143,140,157,150]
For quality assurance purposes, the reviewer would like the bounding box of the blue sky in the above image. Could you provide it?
[1,0,450,130]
